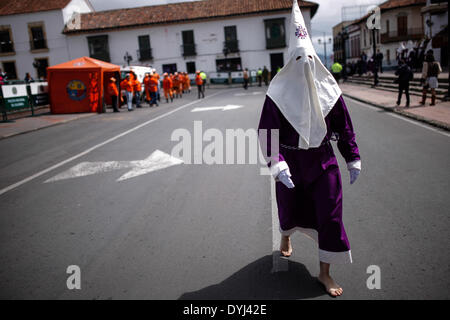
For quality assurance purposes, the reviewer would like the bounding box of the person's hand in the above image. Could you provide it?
[278,169,295,189]
[349,168,360,185]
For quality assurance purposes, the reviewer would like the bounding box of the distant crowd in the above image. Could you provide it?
[107,69,208,112]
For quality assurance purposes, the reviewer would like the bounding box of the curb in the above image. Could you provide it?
[343,93,450,132]
[0,113,97,140]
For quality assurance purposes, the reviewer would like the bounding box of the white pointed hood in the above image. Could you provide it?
[266,0,341,149]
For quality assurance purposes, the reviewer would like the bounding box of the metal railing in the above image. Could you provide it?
[223,40,239,53]
[0,41,14,54]
[30,39,48,50]
[380,28,424,43]
[266,37,286,49]
[137,48,153,61]
[181,43,196,57]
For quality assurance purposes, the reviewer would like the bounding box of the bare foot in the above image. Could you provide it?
[318,273,343,297]
[280,236,292,257]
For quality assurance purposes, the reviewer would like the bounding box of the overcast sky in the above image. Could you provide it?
[89,0,385,63]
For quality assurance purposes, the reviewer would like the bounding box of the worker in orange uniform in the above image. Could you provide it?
[107,77,120,112]
[184,72,191,93]
[133,76,142,108]
[143,73,151,104]
[195,70,204,99]
[153,69,161,102]
[172,72,180,99]
[162,72,173,103]
[148,74,159,107]
[120,74,134,111]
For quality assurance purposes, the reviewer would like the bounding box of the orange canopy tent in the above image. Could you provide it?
[47,57,120,114]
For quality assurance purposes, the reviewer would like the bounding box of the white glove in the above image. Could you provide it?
[349,169,360,184]
[278,169,295,189]
[347,160,361,185]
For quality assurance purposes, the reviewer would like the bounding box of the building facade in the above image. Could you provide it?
[0,0,93,80]
[333,0,429,70]
[421,0,448,67]
[63,0,318,76]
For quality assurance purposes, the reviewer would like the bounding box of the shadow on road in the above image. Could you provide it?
[178,255,325,300]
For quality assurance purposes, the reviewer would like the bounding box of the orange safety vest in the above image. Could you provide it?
[149,77,159,92]
[108,82,118,96]
[163,77,173,90]
[120,79,134,92]
[133,79,142,92]
[195,75,203,86]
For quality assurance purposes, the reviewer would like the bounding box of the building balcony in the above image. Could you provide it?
[223,40,239,53]
[30,39,48,51]
[380,28,424,44]
[181,43,196,57]
[266,37,286,49]
[137,48,153,61]
[0,41,14,54]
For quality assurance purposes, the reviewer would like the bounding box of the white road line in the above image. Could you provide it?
[0,91,226,197]
[346,96,450,138]
[270,177,288,273]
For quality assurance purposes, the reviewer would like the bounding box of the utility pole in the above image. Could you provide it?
[372,28,378,87]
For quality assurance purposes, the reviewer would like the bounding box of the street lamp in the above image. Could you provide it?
[338,30,348,81]
[318,33,332,69]
[372,28,379,87]
[124,52,133,66]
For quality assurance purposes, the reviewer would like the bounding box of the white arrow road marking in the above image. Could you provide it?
[191,105,243,112]
[44,150,183,183]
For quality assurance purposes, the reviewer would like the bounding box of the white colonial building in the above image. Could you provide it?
[63,0,318,77]
[0,0,318,81]
[0,0,94,81]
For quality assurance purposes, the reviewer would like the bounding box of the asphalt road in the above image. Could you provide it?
[0,86,449,300]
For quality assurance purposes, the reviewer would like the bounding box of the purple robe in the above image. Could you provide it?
[258,95,360,264]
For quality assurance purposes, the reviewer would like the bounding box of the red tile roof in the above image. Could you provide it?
[64,0,318,34]
[379,0,426,10]
[0,0,71,16]
[346,0,426,27]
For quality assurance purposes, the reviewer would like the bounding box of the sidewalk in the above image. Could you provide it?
[340,83,450,131]
[0,110,96,139]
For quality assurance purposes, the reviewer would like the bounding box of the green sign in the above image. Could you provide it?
[3,96,30,110]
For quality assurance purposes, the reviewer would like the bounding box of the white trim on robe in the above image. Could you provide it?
[279,226,353,264]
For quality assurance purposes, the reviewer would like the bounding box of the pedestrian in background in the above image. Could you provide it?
[162,72,173,103]
[200,71,207,92]
[24,73,34,83]
[148,74,159,107]
[107,77,120,112]
[243,68,249,90]
[143,73,151,104]
[196,71,204,99]
[133,74,142,108]
[331,61,342,82]
[420,50,442,106]
[120,74,134,111]
[262,66,269,86]
[257,68,262,87]
[395,59,413,107]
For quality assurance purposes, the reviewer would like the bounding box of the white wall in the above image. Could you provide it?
[66,9,312,74]
[0,10,71,79]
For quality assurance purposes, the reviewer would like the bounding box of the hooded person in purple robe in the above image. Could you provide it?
[258,0,361,297]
